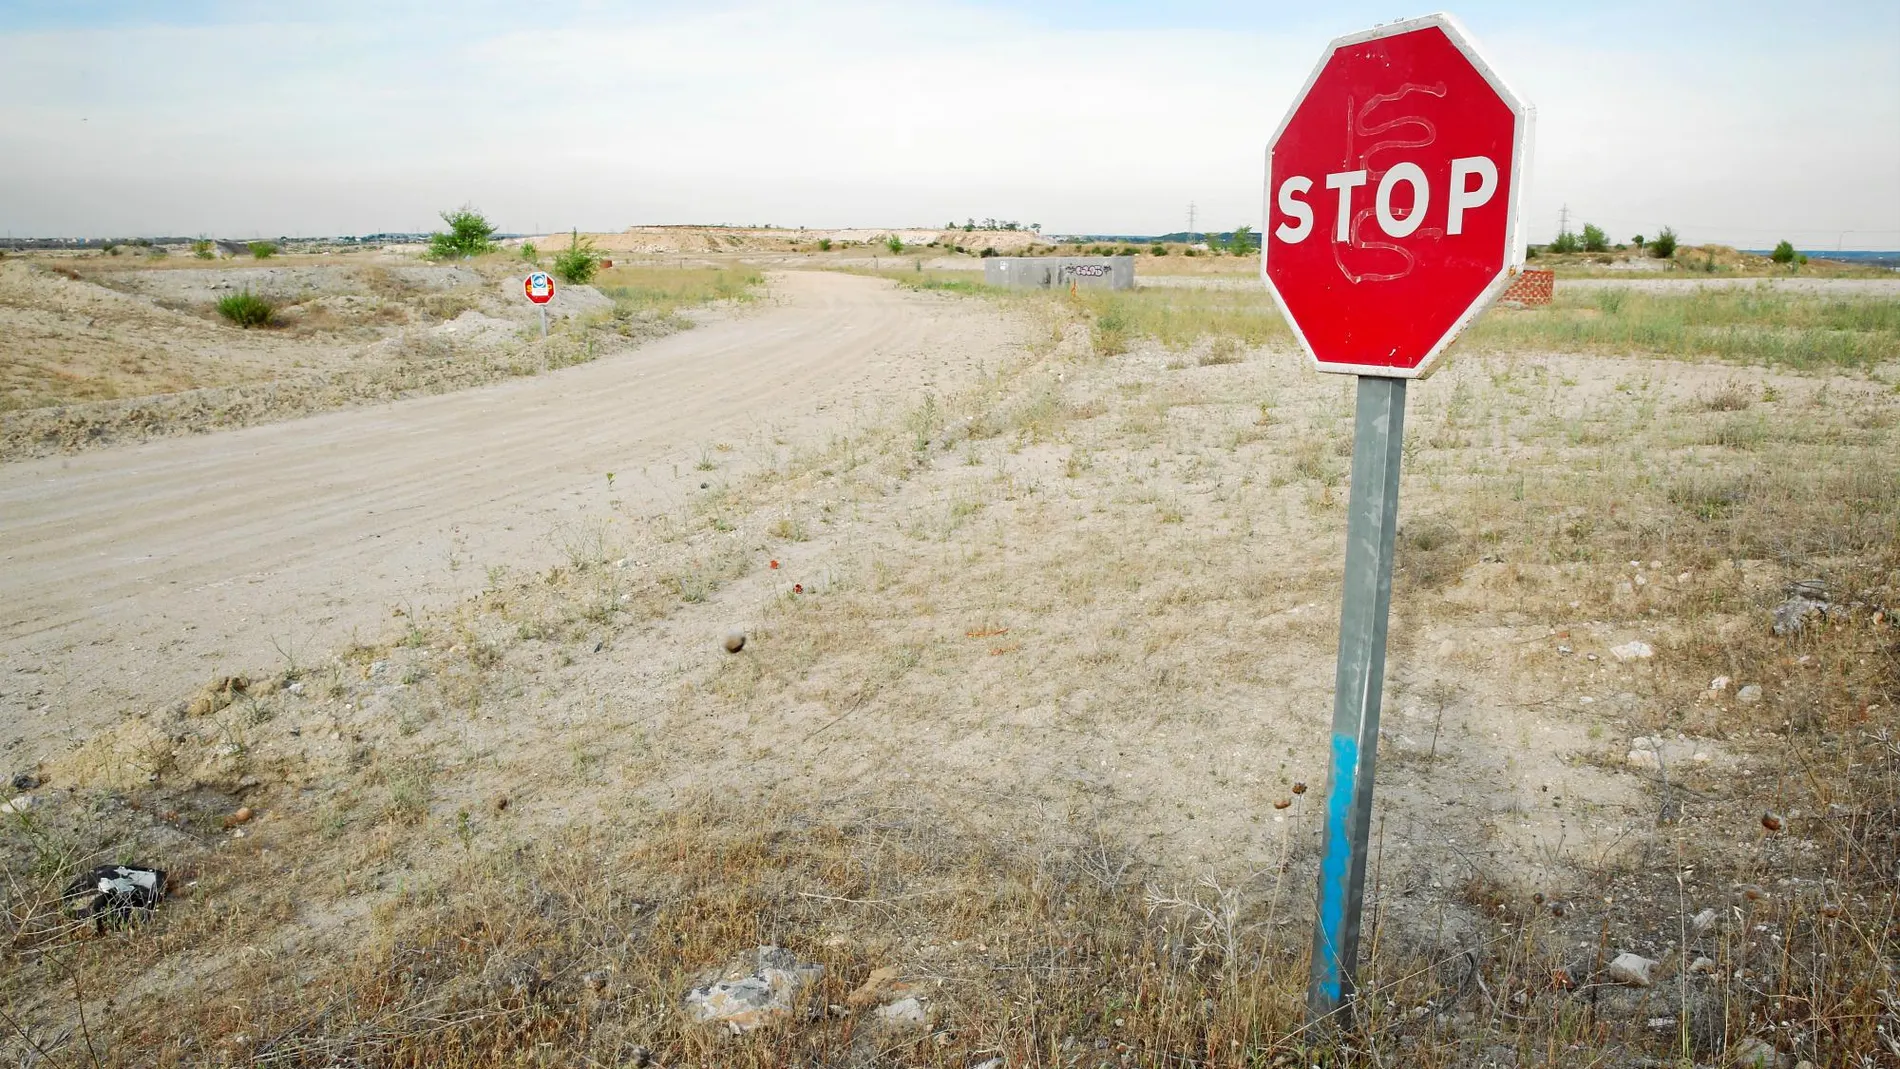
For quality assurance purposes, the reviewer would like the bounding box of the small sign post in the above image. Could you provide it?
[524,271,555,337]
[1259,12,1531,1023]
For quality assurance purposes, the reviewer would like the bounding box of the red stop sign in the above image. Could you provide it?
[1261,14,1531,378]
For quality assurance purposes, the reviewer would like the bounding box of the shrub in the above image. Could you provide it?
[248,241,277,259]
[1651,227,1677,258]
[885,234,903,254]
[216,289,275,327]
[428,206,498,259]
[979,247,997,258]
[1632,234,1646,248]
[1549,230,1580,254]
[520,241,538,263]
[191,239,215,260]
[552,229,600,285]
[147,245,168,259]
[1771,240,1797,264]
[817,238,832,251]
[1229,225,1256,254]
[1150,244,1168,256]
[1581,223,1607,252]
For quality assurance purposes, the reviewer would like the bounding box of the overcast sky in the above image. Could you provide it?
[3,1,1896,248]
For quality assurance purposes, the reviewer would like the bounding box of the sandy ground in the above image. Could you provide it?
[0,271,1022,763]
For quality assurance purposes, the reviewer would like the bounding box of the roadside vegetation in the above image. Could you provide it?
[553,228,601,284]
[428,206,499,260]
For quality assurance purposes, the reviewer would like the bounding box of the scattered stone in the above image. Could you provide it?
[684,945,823,1033]
[1732,1036,1783,1069]
[224,806,255,827]
[368,660,388,678]
[1626,750,1661,771]
[1772,595,1828,636]
[1610,640,1654,661]
[1692,907,1718,933]
[1607,952,1659,987]
[0,794,35,815]
[1689,956,1717,975]
[287,681,305,696]
[11,772,42,791]
[1736,884,1768,903]
[723,630,747,654]
[1737,684,1763,704]
[1760,810,1783,832]
[1709,675,1731,692]
[847,965,905,1009]
[875,996,930,1029]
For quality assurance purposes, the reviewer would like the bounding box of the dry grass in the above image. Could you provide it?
[3,272,1897,1066]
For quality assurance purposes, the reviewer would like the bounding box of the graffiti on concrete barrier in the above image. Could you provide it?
[1062,264,1109,277]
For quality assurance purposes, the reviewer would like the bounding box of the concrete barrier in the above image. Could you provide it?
[985,256,1135,291]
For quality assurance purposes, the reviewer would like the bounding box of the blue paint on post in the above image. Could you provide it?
[1314,731,1359,1001]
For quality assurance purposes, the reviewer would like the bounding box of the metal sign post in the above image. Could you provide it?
[1308,375,1406,1019]
[1255,13,1531,1024]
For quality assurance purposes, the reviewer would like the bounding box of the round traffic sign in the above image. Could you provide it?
[1261,14,1532,378]
[524,272,555,305]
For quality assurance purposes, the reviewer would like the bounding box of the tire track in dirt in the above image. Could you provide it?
[0,271,1023,761]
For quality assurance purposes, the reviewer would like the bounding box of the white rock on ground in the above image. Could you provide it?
[683,946,823,1033]
[875,996,930,1028]
[1626,750,1662,771]
[1738,684,1764,704]
[1610,640,1655,661]
[1692,907,1718,933]
[1607,952,1659,987]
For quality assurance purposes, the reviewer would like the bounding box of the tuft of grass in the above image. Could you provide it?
[190,239,214,260]
[214,289,275,328]
[247,241,277,260]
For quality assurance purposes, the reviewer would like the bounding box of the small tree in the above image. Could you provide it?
[1229,225,1256,254]
[1151,243,1168,255]
[1581,223,1607,252]
[1549,230,1580,254]
[885,234,903,254]
[191,239,215,260]
[552,229,599,284]
[520,241,538,264]
[1651,227,1677,258]
[248,241,277,259]
[1631,234,1646,249]
[1771,240,1797,264]
[428,205,498,260]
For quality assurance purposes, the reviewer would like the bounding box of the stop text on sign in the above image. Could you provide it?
[1259,13,1531,379]
[1273,156,1498,244]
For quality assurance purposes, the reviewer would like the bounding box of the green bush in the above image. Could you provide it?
[1150,244,1168,256]
[1651,227,1677,258]
[191,239,215,260]
[519,241,538,263]
[552,229,600,284]
[248,241,277,259]
[1632,234,1646,249]
[216,289,275,327]
[1228,225,1256,254]
[1771,240,1797,265]
[1581,223,1607,252]
[1549,230,1580,254]
[817,238,832,252]
[885,234,903,254]
[428,206,498,259]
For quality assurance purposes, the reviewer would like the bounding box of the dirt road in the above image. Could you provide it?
[0,271,1024,763]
